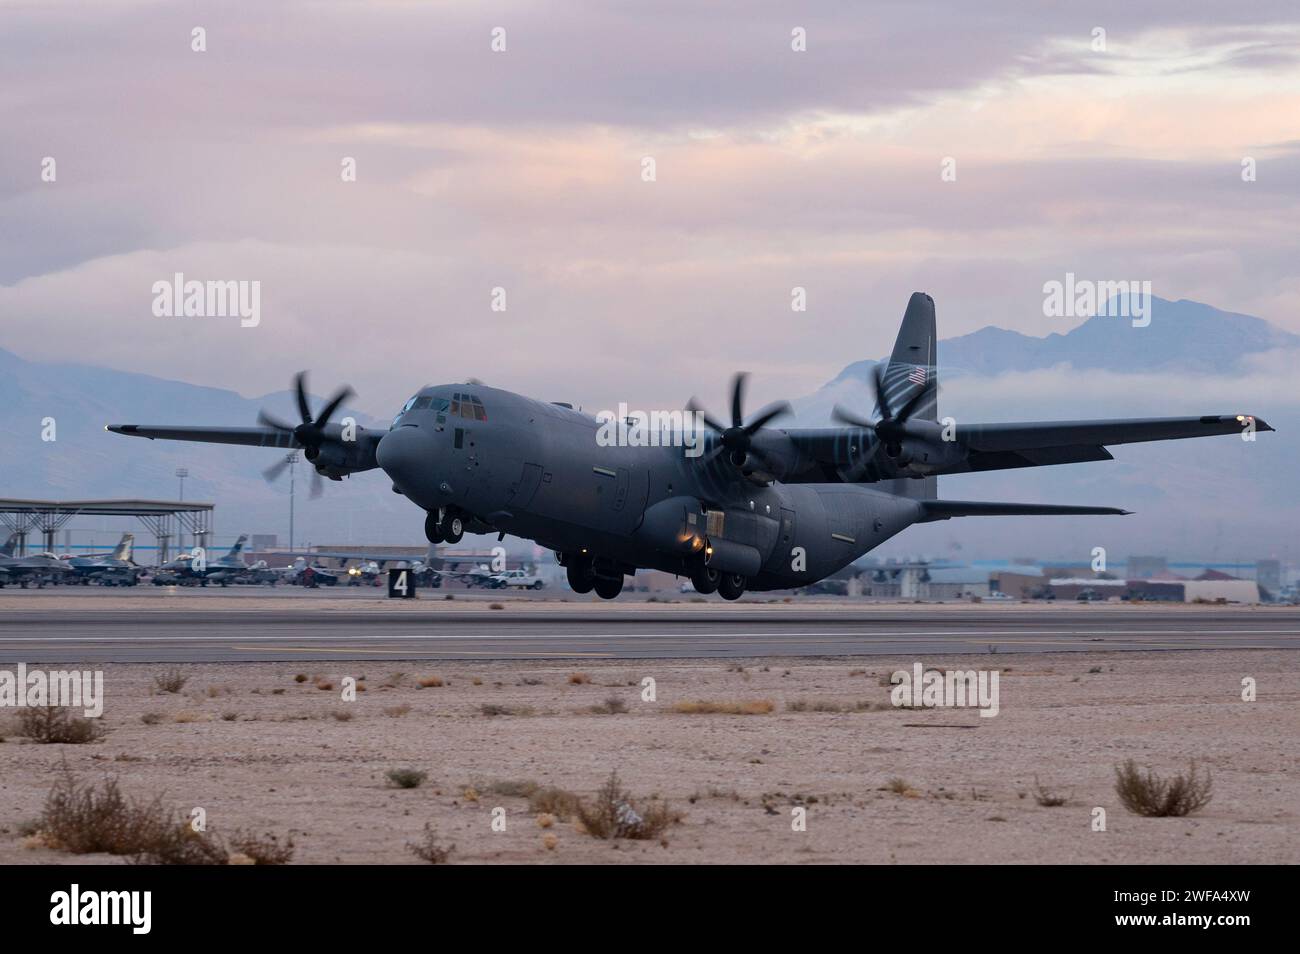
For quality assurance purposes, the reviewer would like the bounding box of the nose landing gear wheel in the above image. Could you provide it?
[717,573,747,601]
[690,565,720,594]
[439,510,464,544]
[593,575,624,600]
[424,511,444,544]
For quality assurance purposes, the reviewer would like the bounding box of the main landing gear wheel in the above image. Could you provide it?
[439,510,464,544]
[593,575,624,600]
[566,559,595,594]
[718,573,747,601]
[690,564,720,594]
[424,511,444,544]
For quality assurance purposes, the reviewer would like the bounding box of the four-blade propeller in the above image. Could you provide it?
[688,372,791,471]
[258,372,355,498]
[832,361,934,458]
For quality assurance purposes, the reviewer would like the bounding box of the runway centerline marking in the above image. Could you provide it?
[231,645,615,656]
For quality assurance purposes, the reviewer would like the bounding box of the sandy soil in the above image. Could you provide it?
[1,649,1296,864]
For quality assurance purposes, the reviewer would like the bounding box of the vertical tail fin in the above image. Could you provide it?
[112,533,134,563]
[880,292,939,500]
[879,291,938,423]
[0,532,19,558]
[226,534,248,561]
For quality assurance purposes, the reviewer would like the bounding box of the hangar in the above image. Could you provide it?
[0,498,214,564]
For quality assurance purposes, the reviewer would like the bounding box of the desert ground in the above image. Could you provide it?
[1,648,1296,864]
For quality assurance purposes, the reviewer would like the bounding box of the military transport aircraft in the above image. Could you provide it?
[109,293,1273,600]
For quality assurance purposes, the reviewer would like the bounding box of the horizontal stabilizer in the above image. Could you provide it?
[918,500,1131,522]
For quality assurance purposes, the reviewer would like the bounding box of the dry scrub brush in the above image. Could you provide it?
[576,772,680,840]
[407,823,454,864]
[35,769,293,864]
[152,668,189,694]
[16,706,105,744]
[385,768,427,789]
[672,699,773,715]
[529,786,582,820]
[1114,760,1213,817]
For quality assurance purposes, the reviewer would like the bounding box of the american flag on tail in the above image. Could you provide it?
[907,365,927,386]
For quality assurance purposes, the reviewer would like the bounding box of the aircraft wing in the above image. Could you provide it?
[957,415,1269,473]
[961,414,1268,452]
[106,425,298,448]
[775,413,1270,482]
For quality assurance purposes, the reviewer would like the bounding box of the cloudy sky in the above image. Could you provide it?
[3,0,1299,419]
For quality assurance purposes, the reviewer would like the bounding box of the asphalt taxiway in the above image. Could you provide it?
[1,591,1297,662]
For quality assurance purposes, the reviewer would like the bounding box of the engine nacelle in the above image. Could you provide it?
[307,429,381,478]
[882,422,966,475]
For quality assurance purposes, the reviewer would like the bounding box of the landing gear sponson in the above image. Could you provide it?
[559,551,745,601]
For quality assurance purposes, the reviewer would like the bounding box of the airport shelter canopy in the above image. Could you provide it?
[0,498,214,562]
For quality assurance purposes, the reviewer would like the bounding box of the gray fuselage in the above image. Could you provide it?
[376,384,922,590]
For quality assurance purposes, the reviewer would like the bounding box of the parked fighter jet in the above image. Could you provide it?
[153,534,252,585]
[109,293,1273,600]
[266,557,339,586]
[0,538,75,587]
[436,562,506,588]
[63,533,142,585]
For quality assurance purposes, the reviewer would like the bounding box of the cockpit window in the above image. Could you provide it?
[393,393,459,428]
[449,393,487,420]
[458,394,485,421]
[392,395,419,427]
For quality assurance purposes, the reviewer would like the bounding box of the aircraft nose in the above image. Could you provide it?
[376,425,436,499]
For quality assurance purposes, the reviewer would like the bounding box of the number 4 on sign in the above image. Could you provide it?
[388,568,415,599]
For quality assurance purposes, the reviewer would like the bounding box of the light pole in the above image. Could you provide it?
[285,453,299,552]
[174,467,190,551]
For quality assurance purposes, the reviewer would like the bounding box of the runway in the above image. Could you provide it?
[2,597,1299,662]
